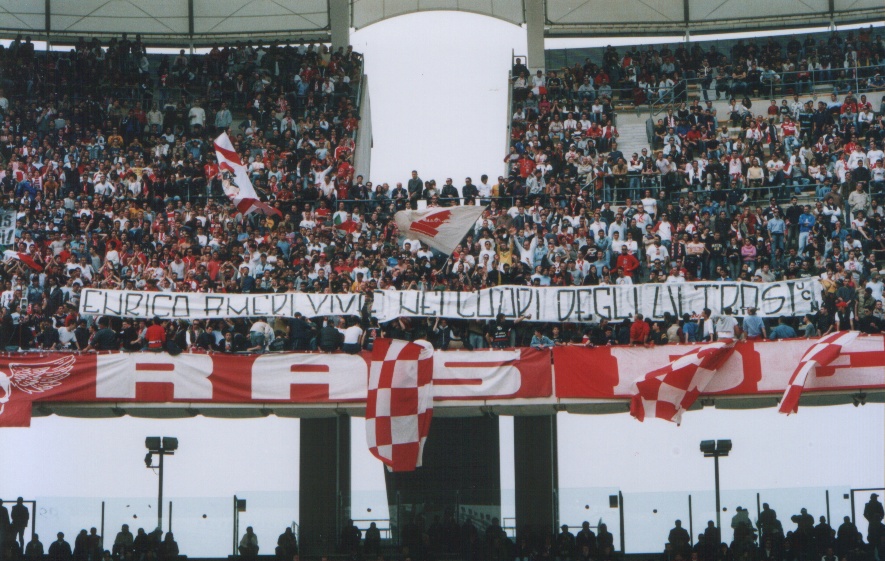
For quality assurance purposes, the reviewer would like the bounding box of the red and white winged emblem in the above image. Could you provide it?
[0,355,75,414]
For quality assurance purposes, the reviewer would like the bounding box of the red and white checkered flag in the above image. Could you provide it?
[779,331,858,415]
[366,338,434,472]
[630,341,736,424]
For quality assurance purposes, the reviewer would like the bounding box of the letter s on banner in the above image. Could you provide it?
[95,353,213,399]
[251,354,368,401]
[433,350,522,399]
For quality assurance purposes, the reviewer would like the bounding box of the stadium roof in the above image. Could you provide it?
[0,0,881,45]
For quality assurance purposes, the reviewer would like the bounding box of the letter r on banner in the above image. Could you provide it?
[95,354,214,399]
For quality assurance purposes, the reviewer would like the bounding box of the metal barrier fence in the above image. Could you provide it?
[510,63,885,118]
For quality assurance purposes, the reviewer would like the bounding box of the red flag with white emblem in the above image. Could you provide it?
[394,206,486,255]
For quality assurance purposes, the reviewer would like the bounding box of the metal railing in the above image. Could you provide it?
[510,63,885,112]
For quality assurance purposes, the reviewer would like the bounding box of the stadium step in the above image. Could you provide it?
[613,122,650,157]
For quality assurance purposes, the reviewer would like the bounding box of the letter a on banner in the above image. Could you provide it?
[365,339,434,472]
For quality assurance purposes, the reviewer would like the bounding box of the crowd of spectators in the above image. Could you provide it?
[516,27,885,106]
[0,516,299,561]
[651,497,885,561]
[2,30,885,353]
[2,493,883,561]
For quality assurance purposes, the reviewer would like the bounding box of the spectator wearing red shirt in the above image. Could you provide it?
[630,313,650,346]
[616,246,640,277]
[145,318,167,350]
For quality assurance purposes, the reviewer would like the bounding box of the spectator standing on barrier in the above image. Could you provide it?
[866,493,885,544]
[238,527,259,560]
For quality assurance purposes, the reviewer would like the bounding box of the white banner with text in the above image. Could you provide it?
[371,280,823,322]
[81,280,822,323]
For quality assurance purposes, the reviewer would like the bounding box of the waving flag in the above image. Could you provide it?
[779,331,859,415]
[630,341,736,423]
[394,205,486,255]
[336,219,361,234]
[3,250,43,272]
[213,132,281,217]
[366,338,434,472]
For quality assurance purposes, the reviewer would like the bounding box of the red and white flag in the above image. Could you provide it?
[630,341,736,423]
[336,219,361,234]
[3,250,43,272]
[394,206,486,255]
[213,132,281,217]
[779,331,858,415]
[366,338,434,472]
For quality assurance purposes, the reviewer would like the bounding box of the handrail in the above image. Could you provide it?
[506,68,515,178]
[646,81,684,120]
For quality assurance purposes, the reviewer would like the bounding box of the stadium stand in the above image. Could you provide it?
[0,28,884,353]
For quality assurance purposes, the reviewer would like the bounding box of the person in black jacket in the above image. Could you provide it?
[48,533,72,561]
[288,312,316,350]
[86,317,118,351]
[318,317,343,352]
[24,534,43,561]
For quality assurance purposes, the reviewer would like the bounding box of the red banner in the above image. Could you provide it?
[1,337,882,428]
[0,348,552,427]
[554,336,885,399]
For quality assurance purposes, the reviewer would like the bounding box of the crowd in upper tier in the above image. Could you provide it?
[2,30,885,352]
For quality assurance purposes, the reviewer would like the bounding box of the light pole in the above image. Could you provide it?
[700,439,732,530]
[145,437,178,532]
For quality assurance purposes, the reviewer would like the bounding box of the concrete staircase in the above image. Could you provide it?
[613,118,650,158]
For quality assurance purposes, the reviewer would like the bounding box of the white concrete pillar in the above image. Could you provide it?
[330,0,351,49]
[525,0,546,71]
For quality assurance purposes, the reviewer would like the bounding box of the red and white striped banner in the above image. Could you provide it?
[213,132,281,217]
[778,331,859,415]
